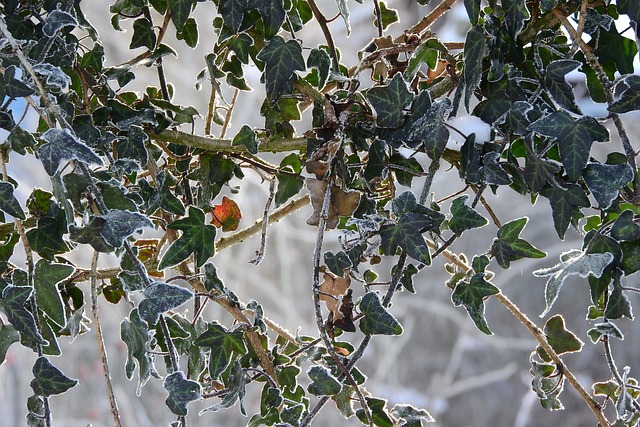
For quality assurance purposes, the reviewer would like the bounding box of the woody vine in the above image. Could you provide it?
[0,0,639,426]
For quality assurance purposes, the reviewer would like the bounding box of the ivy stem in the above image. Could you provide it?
[372,0,383,37]
[306,0,340,72]
[431,242,611,427]
[311,174,373,427]
[249,177,275,265]
[220,88,239,139]
[90,251,122,427]
[403,0,460,38]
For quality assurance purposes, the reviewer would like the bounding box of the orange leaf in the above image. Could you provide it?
[210,196,242,231]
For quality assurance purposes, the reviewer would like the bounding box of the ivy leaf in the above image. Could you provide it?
[100,209,153,248]
[524,144,560,194]
[490,217,546,269]
[378,2,398,30]
[275,174,303,207]
[151,170,185,215]
[540,0,558,13]
[334,0,351,35]
[249,0,285,38]
[164,371,202,416]
[481,152,511,186]
[69,217,114,253]
[588,322,624,343]
[540,183,590,239]
[379,212,433,265]
[544,60,581,113]
[357,397,393,427]
[177,17,198,48]
[30,357,78,397]
[219,0,249,33]
[34,259,74,328]
[528,112,609,182]
[210,196,242,232]
[307,365,342,396]
[463,25,487,110]
[324,251,352,277]
[168,0,196,29]
[0,323,19,365]
[0,181,25,219]
[605,273,633,319]
[43,9,78,37]
[117,125,149,167]
[38,129,103,176]
[1,285,47,345]
[308,48,331,88]
[359,292,403,336]
[451,273,499,335]
[609,74,640,113]
[583,163,634,210]
[139,282,193,324]
[366,73,412,128]
[3,65,34,99]
[503,0,529,36]
[159,206,217,269]
[194,322,247,379]
[392,403,435,426]
[120,308,160,395]
[448,195,488,236]
[618,0,640,24]
[543,315,584,356]
[464,0,481,25]
[256,36,305,103]
[232,125,258,154]
[130,18,156,50]
[533,249,614,317]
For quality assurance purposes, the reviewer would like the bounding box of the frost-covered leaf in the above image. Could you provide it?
[490,217,546,269]
[139,282,193,324]
[307,365,342,396]
[335,0,351,34]
[583,163,633,209]
[100,210,152,248]
[379,212,433,265]
[534,250,614,317]
[503,0,529,36]
[38,129,103,176]
[32,64,71,92]
[43,9,78,37]
[451,273,499,335]
[33,259,74,328]
[540,183,590,239]
[308,48,331,88]
[448,195,488,236]
[256,36,305,103]
[164,371,202,416]
[543,315,583,355]
[1,285,47,345]
[324,251,352,277]
[357,397,393,427]
[195,322,246,379]
[463,26,487,110]
[178,17,198,48]
[30,357,77,397]
[544,60,581,113]
[0,181,25,219]
[588,322,624,343]
[367,74,413,128]
[359,292,403,336]
[392,403,435,426]
[605,273,633,319]
[232,125,258,154]
[121,308,159,395]
[117,125,149,167]
[159,207,216,269]
[464,0,481,25]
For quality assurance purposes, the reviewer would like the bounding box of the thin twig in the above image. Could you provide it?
[306,0,340,72]
[372,0,383,37]
[249,178,275,265]
[403,0,460,38]
[90,251,122,427]
[220,88,238,139]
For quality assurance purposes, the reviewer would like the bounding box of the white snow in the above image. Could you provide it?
[444,115,492,150]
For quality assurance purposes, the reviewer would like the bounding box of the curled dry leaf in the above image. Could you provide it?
[319,272,356,334]
[332,187,361,216]
[305,178,361,230]
[305,139,341,179]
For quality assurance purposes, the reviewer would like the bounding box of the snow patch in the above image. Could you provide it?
[444,115,491,150]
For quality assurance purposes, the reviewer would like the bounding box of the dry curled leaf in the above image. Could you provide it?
[210,196,242,231]
[305,178,361,229]
[319,272,355,335]
[331,187,361,216]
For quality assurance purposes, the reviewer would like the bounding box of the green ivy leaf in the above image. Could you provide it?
[448,195,488,236]
[204,262,240,305]
[0,286,47,345]
[324,251,352,277]
[42,9,78,37]
[463,25,487,110]
[583,163,634,210]
[490,217,546,269]
[307,48,331,88]
[464,0,481,25]
[219,0,248,33]
[139,282,193,324]
[591,26,638,75]
[335,0,351,35]
[178,17,198,48]
[275,174,303,207]
[257,36,305,103]
[612,210,640,241]
[540,183,590,239]
[357,397,393,427]
[194,322,247,379]
[117,125,149,167]
[0,181,25,220]
[159,206,216,269]
[364,139,387,182]
[250,0,285,38]
[366,73,413,128]
[164,371,202,416]
[121,308,160,395]
[379,212,433,265]
[130,18,156,50]
[503,0,529,36]
[33,259,74,328]
[6,126,36,155]
[618,0,640,24]
[605,273,633,319]
[524,143,560,193]
[232,125,258,154]
[100,209,153,248]
[30,357,77,397]
[38,129,103,176]
[307,365,342,396]
[3,66,35,99]
[359,292,403,336]
[588,321,624,343]
[610,74,640,113]
[190,153,238,208]
[533,249,614,317]
[0,323,19,365]
[168,0,196,29]
[544,60,581,113]
[378,2,398,30]
[26,209,69,258]
[451,273,499,335]
[528,112,609,182]
[543,315,584,356]
[69,217,114,253]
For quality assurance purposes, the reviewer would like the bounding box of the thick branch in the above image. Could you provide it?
[150,129,307,153]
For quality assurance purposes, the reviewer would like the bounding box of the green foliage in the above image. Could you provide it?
[1,1,640,426]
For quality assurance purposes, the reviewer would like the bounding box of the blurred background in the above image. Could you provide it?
[1,1,640,426]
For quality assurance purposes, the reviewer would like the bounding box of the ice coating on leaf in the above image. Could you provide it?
[445,116,491,150]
